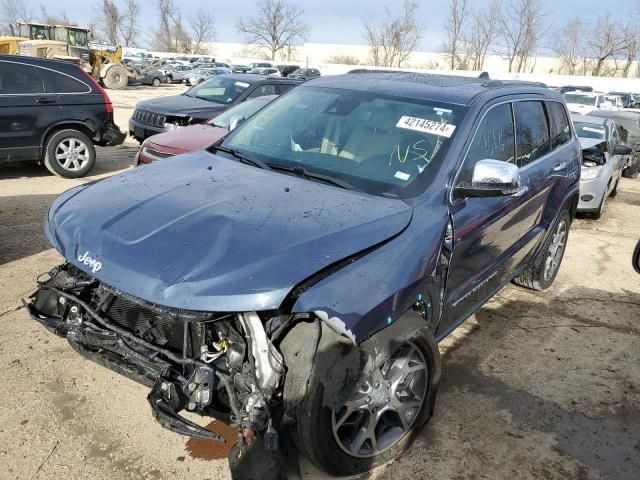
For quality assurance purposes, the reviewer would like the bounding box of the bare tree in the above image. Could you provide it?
[189,8,215,54]
[588,15,628,76]
[99,0,120,45]
[497,0,545,73]
[236,0,310,61]
[119,0,139,47]
[363,1,423,67]
[1,0,31,34]
[621,23,639,77]
[463,0,501,71]
[551,17,586,75]
[38,4,71,25]
[441,0,469,70]
[152,0,191,53]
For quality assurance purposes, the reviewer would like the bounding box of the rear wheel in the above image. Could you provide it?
[513,210,570,290]
[292,330,439,476]
[43,129,96,178]
[151,77,161,87]
[102,64,128,89]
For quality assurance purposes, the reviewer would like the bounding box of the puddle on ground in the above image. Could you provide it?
[185,420,239,460]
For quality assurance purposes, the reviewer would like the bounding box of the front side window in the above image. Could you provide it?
[547,101,571,149]
[221,86,466,198]
[514,101,550,166]
[457,103,515,185]
[184,77,250,104]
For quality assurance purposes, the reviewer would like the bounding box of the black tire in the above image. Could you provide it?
[151,77,161,87]
[291,329,440,476]
[102,64,128,89]
[167,74,173,83]
[609,178,619,198]
[513,209,570,291]
[43,129,96,178]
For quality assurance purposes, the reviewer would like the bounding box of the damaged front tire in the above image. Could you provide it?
[288,326,440,476]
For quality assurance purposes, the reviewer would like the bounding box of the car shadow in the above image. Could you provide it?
[220,285,640,480]
[0,193,59,266]
[0,145,138,180]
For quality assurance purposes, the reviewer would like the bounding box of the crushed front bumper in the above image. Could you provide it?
[25,293,224,442]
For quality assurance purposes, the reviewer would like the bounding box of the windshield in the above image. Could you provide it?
[185,77,250,104]
[564,93,598,106]
[221,87,466,198]
[573,121,606,139]
[209,98,272,128]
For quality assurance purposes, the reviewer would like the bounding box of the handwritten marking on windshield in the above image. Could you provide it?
[389,140,431,166]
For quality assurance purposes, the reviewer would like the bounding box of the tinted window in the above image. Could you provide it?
[184,77,250,104]
[248,84,277,98]
[458,103,515,184]
[514,101,550,166]
[277,84,295,94]
[42,68,89,93]
[547,102,571,149]
[0,62,45,94]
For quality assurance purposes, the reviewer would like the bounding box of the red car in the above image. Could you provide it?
[135,95,277,164]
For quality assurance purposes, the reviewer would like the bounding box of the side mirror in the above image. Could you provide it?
[457,159,523,198]
[613,144,632,155]
[634,240,640,274]
[228,115,245,132]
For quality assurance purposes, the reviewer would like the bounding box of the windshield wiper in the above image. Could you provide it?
[267,163,356,190]
[214,145,271,170]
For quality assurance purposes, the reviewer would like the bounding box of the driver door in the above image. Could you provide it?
[440,102,531,333]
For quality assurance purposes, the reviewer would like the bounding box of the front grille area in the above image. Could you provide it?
[143,147,175,160]
[132,108,167,128]
[102,294,208,355]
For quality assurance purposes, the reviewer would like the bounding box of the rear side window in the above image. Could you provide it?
[458,103,515,184]
[248,84,277,98]
[514,101,550,166]
[278,84,295,94]
[42,68,89,93]
[0,61,45,94]
[547,102,571,149]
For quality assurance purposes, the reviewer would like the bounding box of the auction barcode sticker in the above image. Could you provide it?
[396,116,456,137]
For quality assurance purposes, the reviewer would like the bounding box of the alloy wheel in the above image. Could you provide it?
[543,219,567,281]
[55,138,90,171]
[331,341,427,458]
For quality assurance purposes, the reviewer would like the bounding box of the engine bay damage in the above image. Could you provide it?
[25,264,365,461]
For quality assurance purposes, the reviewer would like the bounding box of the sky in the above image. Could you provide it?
[43,0,639,51]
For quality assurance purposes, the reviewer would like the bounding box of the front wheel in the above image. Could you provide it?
[151,77,161,87]
[292,330,440,476]
[513,210,570,290]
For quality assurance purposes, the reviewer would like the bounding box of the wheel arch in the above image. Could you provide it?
[40,122,97,158]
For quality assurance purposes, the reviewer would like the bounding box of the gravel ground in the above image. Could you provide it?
[0,85,639,480]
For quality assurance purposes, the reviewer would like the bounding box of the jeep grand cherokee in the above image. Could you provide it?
[28,72,580,477]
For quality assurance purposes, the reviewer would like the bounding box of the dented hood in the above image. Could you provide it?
[45,152,412,312]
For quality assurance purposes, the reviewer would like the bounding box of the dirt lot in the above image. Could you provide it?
[0,85,639,480]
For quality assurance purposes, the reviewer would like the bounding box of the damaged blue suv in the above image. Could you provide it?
[28,72,580,476]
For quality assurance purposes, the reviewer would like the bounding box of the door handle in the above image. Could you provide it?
[36,97,57,104]
[553,162,567,172]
